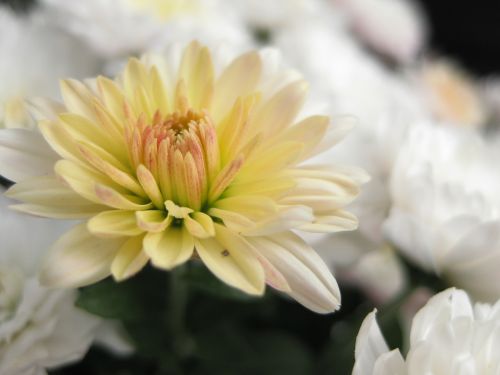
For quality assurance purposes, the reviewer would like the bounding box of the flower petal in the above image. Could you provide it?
[39,223,124,288]
[353,310,391,375]
[143,225,194,270]
[87,210,144,238]
[111,235,148,281]
[0,128,59,181]
[247,232,340,313]
[184,212,215,238]
[136,210,171,232]
[5,175,105,218]
[212,51,262,121]
[195,224,265,296]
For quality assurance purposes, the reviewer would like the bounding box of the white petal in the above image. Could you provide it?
[0,128,59,181]
[353,310,390,375]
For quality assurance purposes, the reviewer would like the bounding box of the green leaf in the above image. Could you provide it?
[194,325,313,375]
[76,266,168,321]
[182,262,257,302]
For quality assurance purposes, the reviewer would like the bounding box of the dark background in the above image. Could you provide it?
[416,0,500,75]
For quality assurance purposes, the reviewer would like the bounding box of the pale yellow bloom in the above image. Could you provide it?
[0,42,366,313]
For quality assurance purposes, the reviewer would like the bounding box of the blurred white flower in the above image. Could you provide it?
[386,122,500,302]
[354,288,500,374]
[0,6,101,129]
[332,0,427,64]
[0,194,131,375]
[40,0,250,58]
[231,0,324,31]
[416,59,487,127]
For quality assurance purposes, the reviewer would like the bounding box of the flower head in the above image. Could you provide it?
[354,288,500,374]
[1,42,365,313]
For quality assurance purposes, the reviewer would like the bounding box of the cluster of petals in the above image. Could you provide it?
[354,288,500,374]
[0,41,365,313]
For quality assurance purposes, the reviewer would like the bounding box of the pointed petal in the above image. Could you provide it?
[212,51,262,121]
[60,79,97,121]
[194,224,265,296]
[353,310,391,375]
[251,80,308,136]
[5,175,105,218]
[39,223,124,288]
[143,225,194,270]
[87,210,144,238]
[0,129,59,181]
[184,212,215,238]
[247,232,341,313]
[136,210,171,232]
[111,235,148,281]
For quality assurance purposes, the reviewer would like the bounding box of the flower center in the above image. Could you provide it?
[125,109,220,211]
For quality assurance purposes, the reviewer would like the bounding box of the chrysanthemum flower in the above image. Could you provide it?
[0,42,365,313]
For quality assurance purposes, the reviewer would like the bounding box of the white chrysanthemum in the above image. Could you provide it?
[0,194,131,375]
[354,288,500,374]
[331,0,427,64]
[385,122,500,302]
[40,0,250,58]
[0,6,101,130]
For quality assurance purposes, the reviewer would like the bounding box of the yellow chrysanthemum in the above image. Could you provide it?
[0,42,366,313]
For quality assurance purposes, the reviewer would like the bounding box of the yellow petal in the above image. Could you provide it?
[212,51,262,121]
[250,80,308,137]
[178,41,214,110]
[111,235,148,281]
[40,223,124,288]
[136,164,164,209]
[143,225,194,269]
[95,184,153,210]
[87,210,144,238]
[208,155,244,203]
[96,76,127,123]
[136,210,171,232]
[55,159,128,205]
[195,224,265,296]
[184,212,215,238]
[60,79,97,121]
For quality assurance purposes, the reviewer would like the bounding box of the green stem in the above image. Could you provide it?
[167,266,192,361]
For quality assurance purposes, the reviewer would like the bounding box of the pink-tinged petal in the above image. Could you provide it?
[136,210,171,232]
[247,232,340,313]
[111,235,148,281]
[136,164,164,209]
[39,223,125,288]
[143,225,194,270]
[87,210,144,238]
[94,184,153,211]
[352,310,392,375]
[0,129,59,181]
[207,155,244,203]
[194,224,265,296]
